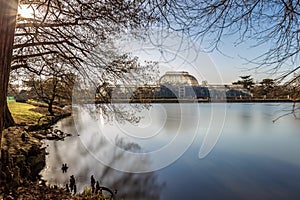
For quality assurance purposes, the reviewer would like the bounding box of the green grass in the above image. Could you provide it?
[8,102,45,124]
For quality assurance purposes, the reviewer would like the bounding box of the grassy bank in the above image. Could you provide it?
[7,102,45,124]
[8,101,71,126]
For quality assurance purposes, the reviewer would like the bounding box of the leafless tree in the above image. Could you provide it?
[158,1,299,69]
[1,0,300,147]
[0,0,160,147]
[24,68,76,116]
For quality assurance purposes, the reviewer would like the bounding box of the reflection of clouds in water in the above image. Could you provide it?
[42,103,300,199]
[42,117,164,199]
[162,104,181,132]
[113,104,167,140]
[75,104,201,172]
[42,103,201,196]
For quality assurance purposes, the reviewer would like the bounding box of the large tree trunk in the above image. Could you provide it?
[0,0,18,148]
[4,102,15,128]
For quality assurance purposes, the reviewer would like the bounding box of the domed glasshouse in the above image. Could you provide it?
[159,71,199,86]
[95,71,252,103]
[157,71,205,99]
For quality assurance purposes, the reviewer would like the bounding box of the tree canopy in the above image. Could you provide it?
[10,0,300,107]
[0,0,162,146]
[162,0,299,71]
[13,0,157,78]
[1,0,300,146]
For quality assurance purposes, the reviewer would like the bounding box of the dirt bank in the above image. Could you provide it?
[0,109,80,199]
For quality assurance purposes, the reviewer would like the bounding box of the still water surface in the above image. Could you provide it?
[42,103,300,200]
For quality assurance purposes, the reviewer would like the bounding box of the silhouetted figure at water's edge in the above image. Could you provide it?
[66,183,70,193]
[74,184,77,194]
[69,175,75,193]
[95,181,100,194]
[91,175,96,193]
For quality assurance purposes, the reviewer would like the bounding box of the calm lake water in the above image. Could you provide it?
[42,103,300,200]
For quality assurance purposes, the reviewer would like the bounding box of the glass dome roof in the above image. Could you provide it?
[159,71,199,86]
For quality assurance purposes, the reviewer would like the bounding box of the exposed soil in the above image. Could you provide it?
[0,122,75,196]
[0,108,85,199]
[1,105,117,199]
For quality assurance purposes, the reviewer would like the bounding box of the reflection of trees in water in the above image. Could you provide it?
[109,171,163,200]
[95,103,151,125]
[44,118,164,199]
[73,136,164,199]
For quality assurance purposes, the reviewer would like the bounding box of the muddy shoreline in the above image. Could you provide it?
[0,114,77,199]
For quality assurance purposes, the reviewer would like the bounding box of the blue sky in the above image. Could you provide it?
[120,29,279,85]
[208,37,270,84]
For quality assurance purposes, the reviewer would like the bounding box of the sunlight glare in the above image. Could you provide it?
[18,4,34,18]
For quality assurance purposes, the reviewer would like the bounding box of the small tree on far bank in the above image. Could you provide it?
[232,75,255,90]
[25,72,75,116]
